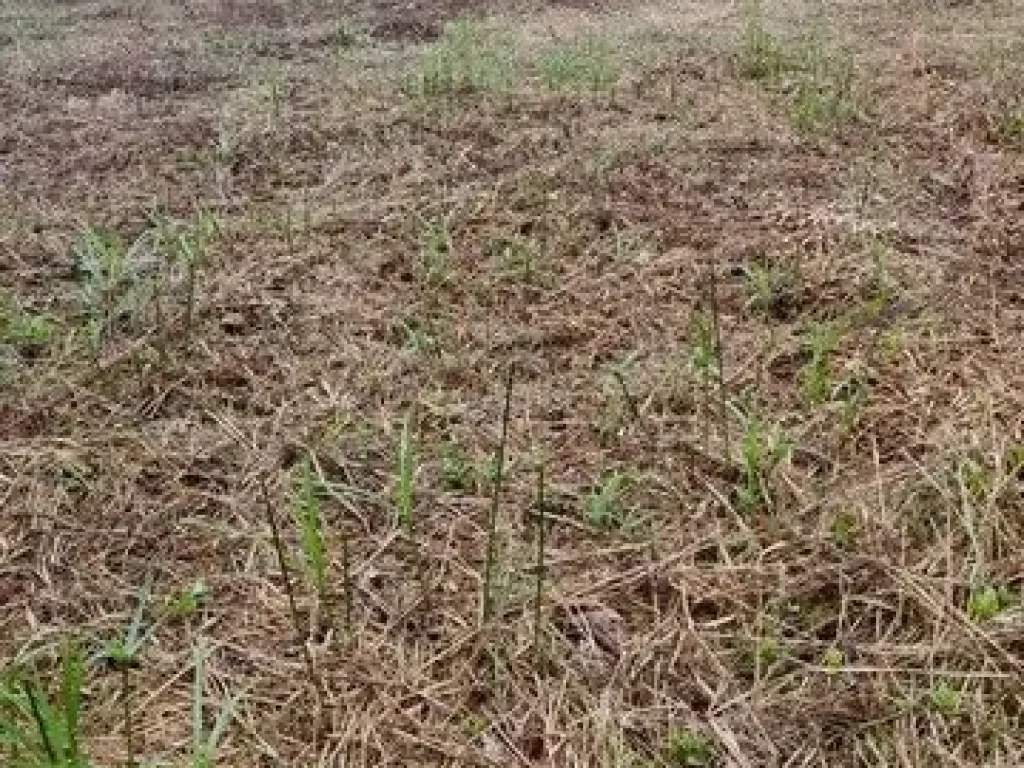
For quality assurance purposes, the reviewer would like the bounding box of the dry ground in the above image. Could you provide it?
[2,0,1023,765]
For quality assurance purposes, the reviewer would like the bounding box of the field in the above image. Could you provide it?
[1,0,1023,765]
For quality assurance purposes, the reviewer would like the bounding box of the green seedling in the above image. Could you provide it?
[101,576,154,670]
[800,322,842,405]
[667,728,716,767]
[190,641,238,768]
[928,680,961,716]
[293,457,328,605]
[0,294,53,355]
[959,457,993,503]
[586,472,632,530]
[417,217,453,285]
[399,320,435,354]
[744,262,796,317]
[736,412,790,513]
[442,441,474,493]
[830,510,857,550]
[967,584,1014,623]
[0,640,89,768]
[822,646,845,670]
[74,226,140,350]
[497,236,539,282]
[166,579,213,620]
[541,38,618,92]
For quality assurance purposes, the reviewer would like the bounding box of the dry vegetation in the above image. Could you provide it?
[1,0,1023,765]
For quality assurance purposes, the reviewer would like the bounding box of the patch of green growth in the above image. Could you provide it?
[414,19,515,97]
[967,583,1015,623]
[541,37,618,92]
[441,441,475,493]
[293,457,328,602]
[830,509,857,550]
[736,411,790,513]
[0,293,53,356]
[0,640,89,768]
[190,640,238,768]
[927,680,961,716]
[102,577,154,671]
[737,7,857,132]
[166,579,213,620]
[992,102,1024,143]
[822,646,845,670]
[744,262,797,317]
[74,226,143,350]
[398,318,436,354]
[494,235,540,282]
[666,728,716,767]
[585,471,633,530]
[959,456,993,502]
[416,217,453,286]
[800,322,842,405]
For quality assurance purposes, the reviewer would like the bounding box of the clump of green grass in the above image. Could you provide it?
[0,293,53,374]
[735,412,790,513]
[414,19,515,97]
[441,440,475,493]
[0,639,89,768]
[586,471,633,530]
[165,579,213,620]
[800,322,842,405]
[190,640,238,768]
[967,583,1015,622]
[293,457,329,610]
[74,226,143,350]
[541,37,618,92]
[416,217,453,285]
[666,728,716,767]
[737,7,857,132]
[744,262,797,318]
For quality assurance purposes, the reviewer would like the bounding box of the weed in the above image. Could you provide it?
[190,641,238,768]
[586,471,632,530]
[399,319,436,354]
[736,5,788,83]
[414,20,514,97]
[541,38,618,92]
[744,262,796,318]
[736,412,790,513]
[0,293,53,355]
[928,680,961,716]
[822,646,845,670]
[666,728,716,767]
[737,8,857,132]
[293,457,328,606]
[967,584,1014,623]
[830,510,857,550]
[441,440,474,493]
[496,235,539,282]
[73,226,141,350]
[800,322,842,405]
[0,639,89,768]
[166,579,213,620]
[416,217,453,286]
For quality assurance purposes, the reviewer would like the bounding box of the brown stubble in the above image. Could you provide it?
[1,0,1023,765]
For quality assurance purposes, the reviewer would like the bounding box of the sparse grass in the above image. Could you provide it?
[738,6,858,131]
[4,0,1024,765]
[541,37,618,92]
[413,19,515,97]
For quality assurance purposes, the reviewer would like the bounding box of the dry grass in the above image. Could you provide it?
[2,0,1023,765]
